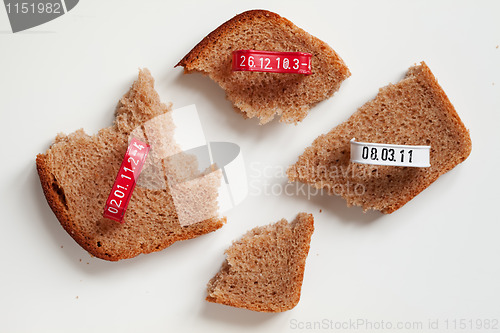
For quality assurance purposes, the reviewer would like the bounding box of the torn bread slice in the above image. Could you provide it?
[287,62,472,213]
[36,69,225,261]
[176,9,350,124]
[206,212,314,312]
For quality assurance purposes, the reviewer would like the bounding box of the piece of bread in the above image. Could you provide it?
[287,62,472,213]
[36,69,226,261]
[176,9,350,124]
[206,212,314,312]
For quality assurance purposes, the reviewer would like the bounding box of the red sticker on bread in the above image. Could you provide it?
[232,50,312,74]
[103,138,150,223]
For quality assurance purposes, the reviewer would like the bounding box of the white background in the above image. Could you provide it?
[1,1,499,332]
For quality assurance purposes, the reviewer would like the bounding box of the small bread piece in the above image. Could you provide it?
[36,69,225,261]
[176,10,350,124]
[206,213,314,312]
[287,62,472,213]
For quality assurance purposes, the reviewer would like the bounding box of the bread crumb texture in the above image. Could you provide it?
[177,10,350,124]
[287,62,472,213]
[206,212,314,312]
[36,69,225,261]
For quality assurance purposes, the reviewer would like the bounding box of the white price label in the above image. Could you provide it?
[350,138,430,167]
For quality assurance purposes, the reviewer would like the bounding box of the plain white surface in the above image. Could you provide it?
[1,1,499,332]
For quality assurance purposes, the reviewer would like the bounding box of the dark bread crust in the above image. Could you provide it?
[288,62,472,213]
[36,153,79,246]
[36,69,226,261]
[177,10,288,69]
[206,212,314,312]
[176,9,350,124]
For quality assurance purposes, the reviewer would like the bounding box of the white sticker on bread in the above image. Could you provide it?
[350,138,430,167]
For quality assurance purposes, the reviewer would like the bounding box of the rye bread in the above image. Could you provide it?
[287,62,472,213]
[206,212,314,312]
[176,9,350,124]
[36,69,225,261]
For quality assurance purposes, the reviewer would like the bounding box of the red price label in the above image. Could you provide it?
[232,50,312,74]
[103,138,150,223]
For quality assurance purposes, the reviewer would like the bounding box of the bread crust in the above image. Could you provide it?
[176,10,289,69]
[36,153,83,249]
